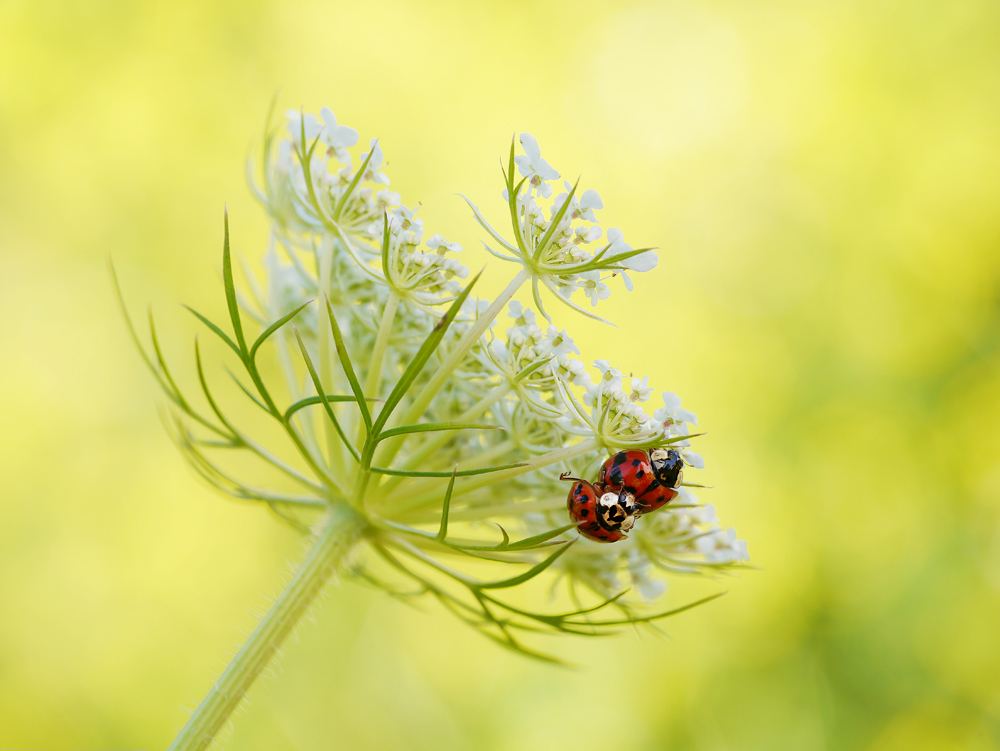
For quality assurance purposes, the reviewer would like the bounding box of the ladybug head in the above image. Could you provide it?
[649,448,684,489]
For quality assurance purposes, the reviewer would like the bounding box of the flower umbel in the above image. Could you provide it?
[118,107,748,751]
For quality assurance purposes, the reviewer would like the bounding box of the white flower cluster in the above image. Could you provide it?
[242,105,748,638]
[465,133,659,323]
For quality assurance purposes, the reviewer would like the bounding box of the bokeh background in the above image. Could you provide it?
[2,0,1000,748]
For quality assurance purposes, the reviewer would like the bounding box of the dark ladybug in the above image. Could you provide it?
[599,450,656,498]
[648,447,684,489]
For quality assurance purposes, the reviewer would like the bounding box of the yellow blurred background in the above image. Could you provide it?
[2,0,1000,748]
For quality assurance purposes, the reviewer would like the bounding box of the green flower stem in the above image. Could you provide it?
[167,502,366,751]
[363,292,399,404]
[378,385,514,494]
[390,437,601,514]
[376,268,531,469]
[375,438,518,506]
[316,235,345,478]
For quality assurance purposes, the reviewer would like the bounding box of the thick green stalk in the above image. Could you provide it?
[167,503,365,751]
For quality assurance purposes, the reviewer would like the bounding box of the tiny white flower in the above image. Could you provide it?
[540,326,579,357]
[514,133,559,198]
[360,138,390,185]
[573,225,603,245]
[426,234,462,254]
[376,189,401,208]
[630,375,653,402]
[390,203,423,237]
[579,272,610,307]
[286,110,323,143]
[507,301,536,328]
[605,228,657,291]
[319,106,359,164]
[593,360,623,392]
[653,391,699,427]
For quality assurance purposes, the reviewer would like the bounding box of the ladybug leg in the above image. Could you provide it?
[559,472,587,484]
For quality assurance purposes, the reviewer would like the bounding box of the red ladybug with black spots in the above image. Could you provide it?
[562,474,636,543]
[599,447,685,516]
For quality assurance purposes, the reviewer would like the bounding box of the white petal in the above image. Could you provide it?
[580,189,603,210]
[676,407,699,426]
[620,250,658,272]
[519,133,542,163]
[683,449,705,469]
[663,392,683,414]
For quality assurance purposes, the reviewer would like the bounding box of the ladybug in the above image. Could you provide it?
[648,447,684,490]
[600,447,686,516]
[599,450,656,499]
[563,474,636,543]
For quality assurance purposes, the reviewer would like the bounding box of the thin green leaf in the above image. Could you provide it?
[476,629,571,667]
[562,591,726,627]
[194,338,238,434]
[435,467,458,542]
[334,141,379,219]
[477,541,575,590]
[532,178,579,262]
[480,241,521,264]
[183,305,243,358]
[540,277,613,326]
[369,462,526,478]
[292,327,360,462]
[551,246,658,276]
[221,210,248,355]
[380,213,392,280]
[512,357,551,384]
[324,299,372,433]
[377,422,503,442]
[284,394,377,422]
[444,524,575,553]
[460,196,519,255]
[249,300,313,364]
[367,269,483,440]
[226,368,270,413]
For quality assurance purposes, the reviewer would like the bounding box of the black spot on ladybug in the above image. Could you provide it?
[631,459,640,466]
[612,453,627,467]
[580,509,589,517]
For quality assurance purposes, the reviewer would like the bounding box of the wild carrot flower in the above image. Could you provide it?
[117,106,748,751]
